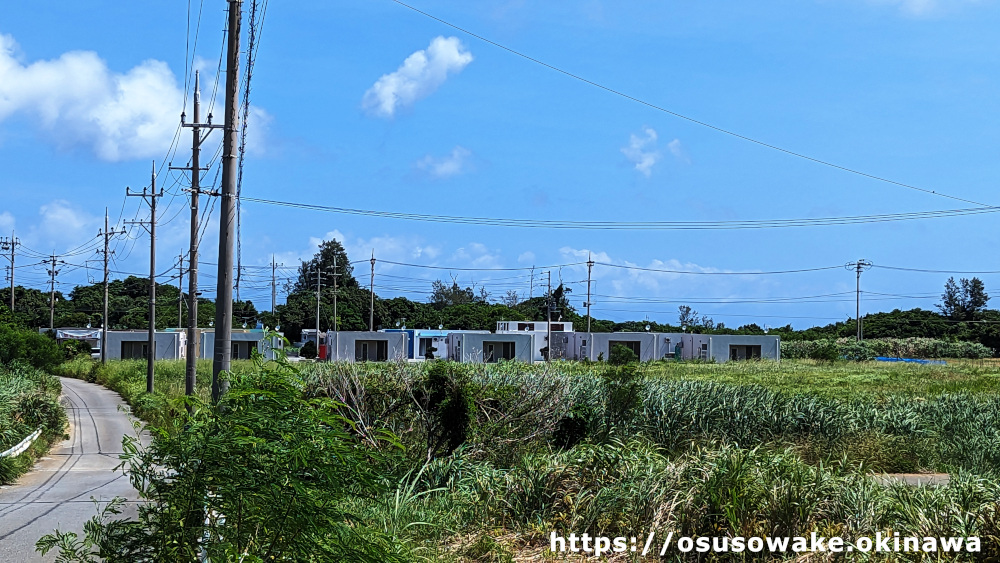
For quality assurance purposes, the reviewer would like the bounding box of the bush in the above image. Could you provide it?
[300,339,317,359]
[839,340,875,362]
[37,356,408,562]
[0,325,64,371]
[608,344,638,365]
[782,337,994,360]
[808,339,839,361]
[417,360,474,459]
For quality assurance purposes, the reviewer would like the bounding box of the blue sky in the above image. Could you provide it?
[1,0,999,328]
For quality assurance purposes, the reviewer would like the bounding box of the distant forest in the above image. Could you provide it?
[3,240,997,354]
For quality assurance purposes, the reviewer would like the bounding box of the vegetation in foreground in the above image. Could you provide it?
[0,363,67,484]
[46,355,1000,561]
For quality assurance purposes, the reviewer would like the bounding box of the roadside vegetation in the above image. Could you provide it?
[0,363,67,484]
[42,351,1000,561]
[0,313,72,484]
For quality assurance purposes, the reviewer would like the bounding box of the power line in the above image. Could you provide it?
[595,262,842,275]
[386,0,991,209]
[874,265,1000,274]
[242,196,1000,230]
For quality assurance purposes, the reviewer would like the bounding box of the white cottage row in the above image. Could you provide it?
[323,324,779,364]
[49,328,283,361]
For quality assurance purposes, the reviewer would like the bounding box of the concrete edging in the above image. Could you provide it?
[0,427,43,459]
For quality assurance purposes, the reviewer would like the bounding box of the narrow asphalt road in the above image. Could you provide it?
[0,377,144,561]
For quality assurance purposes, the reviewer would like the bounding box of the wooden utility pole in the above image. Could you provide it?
[546,270,552,363]
[369,253,375,331]
[213,0,243,403]
[585,254,593,333]
[845,259,873,342]
[332,253,339,331]
[270,255,278,313]
[175,71,221,399]
[0,232,18,312]
[43,254,64,331]
[127,163,164,394]
[177,254,184,328]
[315,264,322,352]
[98,209,125,364]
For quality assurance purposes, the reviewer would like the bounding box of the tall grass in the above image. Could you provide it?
[0,362,66,484]
[59,357,1000,560]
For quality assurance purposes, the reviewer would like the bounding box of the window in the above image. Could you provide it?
[609,340,641,357]
[483,341,516,363]
[516,322,535,331]
[419,337,437,359]
[729,345,762,361]
[700,343,708,360]
[355,340,389,362]
[231,341,253,360]
[121,341,148,359]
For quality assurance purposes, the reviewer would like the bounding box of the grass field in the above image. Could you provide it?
[643,358,1000,399]
[57,356,1000,561]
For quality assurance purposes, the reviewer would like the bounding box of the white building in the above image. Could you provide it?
[496,321,575,361]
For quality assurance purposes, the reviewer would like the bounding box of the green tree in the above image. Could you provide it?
[937,277,989,321]
[37,357,405,562]
[293,239,357,293]
[429,279,484,309]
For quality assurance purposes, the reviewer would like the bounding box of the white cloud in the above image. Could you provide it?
[451,243,502,269]
[867,0,982,16]
[362,36,473,118]
[559,246,723,293]
[621,127,661,177]
[0,33,183,161]
[517,251,536,264]
[667,138,690,164]
[303,230,442,270]
[0,211,14,233]
[244,106,273,156]
[32,200,97,248]
[416,146,472,178]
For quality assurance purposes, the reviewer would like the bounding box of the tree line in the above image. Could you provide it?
[2,238,996,354]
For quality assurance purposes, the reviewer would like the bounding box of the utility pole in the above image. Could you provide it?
[332,254,339,331]
[545,271,553,363]
[270,255,278,313]
[845,259,873,342]
[369,253,375,331]
[174,71,222,399]
[127,163,164,394]
[529,266,534,300]
[212,0,243,403]
[585,254,593,333]
[315,264,322,352]
[98,209,125,364]
[42,254,64,331]
[178,254,184,328]
[0,232,19,312]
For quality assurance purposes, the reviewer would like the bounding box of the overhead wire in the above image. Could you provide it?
[241,196,1000,231]
[386,0,991,209]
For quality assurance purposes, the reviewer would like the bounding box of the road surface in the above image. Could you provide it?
[0,377,143,561]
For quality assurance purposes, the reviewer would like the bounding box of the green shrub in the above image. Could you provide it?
[608,344,638,365]
[418,360,474,459]
[300,340,317,359]
[37,357,408,562]
[0,325,64,370]
[809,339,840,361]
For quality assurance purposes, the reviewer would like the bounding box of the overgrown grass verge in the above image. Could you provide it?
[54,356,256,429]
[52,357,1000,561]
[0,362,67,484]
